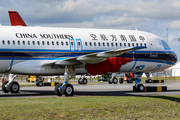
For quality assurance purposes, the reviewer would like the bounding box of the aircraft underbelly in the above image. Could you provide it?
[119,61,166,73]
[0,60,13,73]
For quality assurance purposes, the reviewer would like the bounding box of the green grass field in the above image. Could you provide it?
[1,77,180,119]
[0,96,180,120]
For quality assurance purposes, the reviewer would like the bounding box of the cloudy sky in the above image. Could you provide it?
[0,0,180,61]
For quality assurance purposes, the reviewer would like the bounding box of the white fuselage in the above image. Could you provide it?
[0,26,177,75]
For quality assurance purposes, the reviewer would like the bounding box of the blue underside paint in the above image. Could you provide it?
[0,48,177,65]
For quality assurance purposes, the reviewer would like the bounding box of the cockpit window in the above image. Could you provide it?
[161,40,171,50]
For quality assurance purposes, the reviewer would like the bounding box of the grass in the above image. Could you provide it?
[0,96,180,120]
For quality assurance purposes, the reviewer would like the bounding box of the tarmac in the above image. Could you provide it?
[1,81,180,98]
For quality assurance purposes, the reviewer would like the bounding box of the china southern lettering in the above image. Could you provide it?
[16,33,74,39]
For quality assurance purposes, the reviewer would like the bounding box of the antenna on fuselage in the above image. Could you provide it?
[135,26,138,31]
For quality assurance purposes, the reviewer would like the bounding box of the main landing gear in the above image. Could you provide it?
[133,72,145,92]
[2,74,20,93]
[108,73,118,84]
[55,65,76,96]
[78,75,88,84]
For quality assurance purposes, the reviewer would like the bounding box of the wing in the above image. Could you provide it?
[42,46,146,66]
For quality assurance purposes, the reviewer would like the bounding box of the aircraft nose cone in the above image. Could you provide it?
[172,52,177,64]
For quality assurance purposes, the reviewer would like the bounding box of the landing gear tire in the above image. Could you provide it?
[55,83,63,96]
[119,78,123,84]
[148,79,152,83]
[36,81,43,86]
[83,78,88,84]
[137,84,145,92]
[108,78,112,84]
[8,81,20,93]
[78,78,82,84]
[78,78,88,84]
[61,84,74,96]
[2,81,9,93]
[113,77,118,84]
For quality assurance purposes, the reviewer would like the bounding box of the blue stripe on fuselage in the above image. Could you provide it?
[0,49,176,65]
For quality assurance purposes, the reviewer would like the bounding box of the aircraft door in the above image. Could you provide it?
[146,35,158,57]
[69,39,75,51]
[76,39,83,51]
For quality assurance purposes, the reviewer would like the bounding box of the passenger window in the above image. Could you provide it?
[94,42,96,46]
[37,41,40,45]
[18,41,20,45]
[52,41,54,45]
[56,41,59,45]
[103,42,105,46]
[32,41,35,45]
[132,43,134,47]
[28,41,30,45]
[89,42,92,46]
[78,42,80,46]
[140,43,142,46]
[107,42,109,46]
[111,43,113,46]
[2,40,5,45]
[120,43,122,47]
[85,42,87,46]
[66,42,68,46]
[128,43,130,47]
[8,40,10,45]
[47,41,49,45]
[13,41,15,45]
[71,42,73,46]
[23,41,25,45]
[42,41,45,45]
[115,43,118,47]
[136,43,138,46]
[98,42,101,46]
[124,43,126,47]
[144,43,146,47]
[61,41,64,46]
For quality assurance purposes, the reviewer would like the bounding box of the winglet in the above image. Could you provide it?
[8,11,27,26]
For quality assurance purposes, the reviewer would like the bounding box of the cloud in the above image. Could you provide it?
[169,20,180,29]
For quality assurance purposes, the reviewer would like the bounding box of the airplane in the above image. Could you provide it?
[0,11,177,96]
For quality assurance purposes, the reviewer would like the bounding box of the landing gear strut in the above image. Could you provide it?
[55,65,75,96]
[2,74,20,93]
[145,73,152,83]
[133,72,144,92]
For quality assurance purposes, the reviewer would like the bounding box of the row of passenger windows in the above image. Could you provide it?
[1,40,146,48]
[85,42,146,47]
[2,40,69,46]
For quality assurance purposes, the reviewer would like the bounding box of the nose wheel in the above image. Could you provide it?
[134,84,145,92]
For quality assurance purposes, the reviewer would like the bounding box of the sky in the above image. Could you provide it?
[0,0,180,61]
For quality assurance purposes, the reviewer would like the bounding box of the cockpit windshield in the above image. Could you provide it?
[161,40,171,50]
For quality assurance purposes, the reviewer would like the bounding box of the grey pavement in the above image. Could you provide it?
[0,81,180,98]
